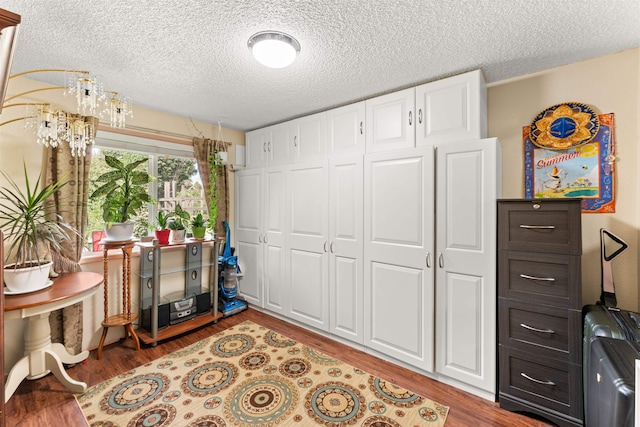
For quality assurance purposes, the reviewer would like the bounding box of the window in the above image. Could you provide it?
[86,131,205,252]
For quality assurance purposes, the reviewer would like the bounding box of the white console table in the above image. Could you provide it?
[3,272,102,402]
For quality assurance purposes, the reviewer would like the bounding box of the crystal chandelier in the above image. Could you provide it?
[64,70,104,116]
[0,69,132,155]
[103,92,133,128]
[23,104,96,156]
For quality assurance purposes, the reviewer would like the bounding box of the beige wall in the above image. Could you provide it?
[489,48,640,311]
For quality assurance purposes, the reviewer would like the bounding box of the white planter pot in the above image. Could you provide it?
[3,261,52,293]
[170,229,186,243]
[104,221,135,241]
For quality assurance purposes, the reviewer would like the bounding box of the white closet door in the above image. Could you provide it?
[435,137,501,394]
[287,160,330,330]
[329,155,364,343]
[364,146,435,371]
[263,166,287,315]
[235,168,263,306]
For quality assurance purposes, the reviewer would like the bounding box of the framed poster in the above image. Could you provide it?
[524,113,615,213]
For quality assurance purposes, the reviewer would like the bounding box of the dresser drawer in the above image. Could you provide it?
[499,250,581,308]
[499,298,581,363]
[498,200,582,254]
[499,346,583,419]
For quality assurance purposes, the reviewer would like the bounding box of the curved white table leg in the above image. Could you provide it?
[4,356,30,403]
[50,342,89,365]
[43,350,87,393]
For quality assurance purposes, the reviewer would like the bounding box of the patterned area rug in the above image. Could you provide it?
[76,320,449,426]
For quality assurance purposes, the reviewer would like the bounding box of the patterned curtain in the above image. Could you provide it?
[43,116,97,355]
[193,137,229,238]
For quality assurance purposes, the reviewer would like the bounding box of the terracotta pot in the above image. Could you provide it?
[154,229,170,244]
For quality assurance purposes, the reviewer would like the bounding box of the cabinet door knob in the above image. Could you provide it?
[330,241,335,253]
[418,108,423,124]
[520,372,556,386]
[258,234,263,243]
[264,235,268,244]
[438,252,444,268]
[359,121,363,134]
[323,241,328,252]
[520,323,555,334]
[425,252,431,268]
[294,135,298,147]
[408,110,413,126]
[519,273,555,282]
[263,142,267,152]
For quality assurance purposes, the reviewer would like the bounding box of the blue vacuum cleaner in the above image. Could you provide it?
[218,220,247,317]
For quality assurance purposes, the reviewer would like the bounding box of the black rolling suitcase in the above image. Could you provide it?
[587,336,638,427]
[583,229,635,426]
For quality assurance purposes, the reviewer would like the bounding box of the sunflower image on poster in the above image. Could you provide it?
[523,104,615,213]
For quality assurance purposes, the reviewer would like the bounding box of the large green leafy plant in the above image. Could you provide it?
[0,165,78,269]
[90,155,154,224]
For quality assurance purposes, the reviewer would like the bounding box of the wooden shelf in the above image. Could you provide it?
[102,313,138,328]
[137,312,223,345]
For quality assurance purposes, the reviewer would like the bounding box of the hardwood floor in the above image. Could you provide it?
[5,309,554,426]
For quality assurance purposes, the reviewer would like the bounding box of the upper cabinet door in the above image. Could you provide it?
[415,69,487,146]
[245,128,269,169]
[326,102,365,157]
[292,112,327,162]
[269,122,293,166]
[365,88,415,153]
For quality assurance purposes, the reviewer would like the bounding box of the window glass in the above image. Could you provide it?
[86,135,204,252]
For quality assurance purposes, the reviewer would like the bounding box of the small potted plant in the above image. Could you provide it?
[168,203,189,243]
[0,165,79,293]
[90,155,154,241]
[154,210,172,244]
[190,212,207,239]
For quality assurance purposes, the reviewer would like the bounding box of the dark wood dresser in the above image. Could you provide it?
[497,199,583,426]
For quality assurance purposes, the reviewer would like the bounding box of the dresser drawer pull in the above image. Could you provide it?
[519,274,555,282]
[519,224,555,230]
[520,372,556,386]
[520,323,555,334]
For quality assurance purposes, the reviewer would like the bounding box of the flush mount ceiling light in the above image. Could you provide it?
[248,31,301,69]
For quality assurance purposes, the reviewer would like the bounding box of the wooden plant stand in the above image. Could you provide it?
[96,240,140,359]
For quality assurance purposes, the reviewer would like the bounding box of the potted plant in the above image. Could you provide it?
[190,212,207,239]
[154,210,172,244]
[168,203,189,243]
[0,165,79,293]
[90,155,154,241]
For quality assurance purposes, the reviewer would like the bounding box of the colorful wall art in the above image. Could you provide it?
[524,111,616,213]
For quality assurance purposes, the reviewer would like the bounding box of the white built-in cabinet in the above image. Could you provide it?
[364,147,435,370]
[235,166,287,314]
[415,70,487,146]
[433,139,500,392]
[237,69,498,398]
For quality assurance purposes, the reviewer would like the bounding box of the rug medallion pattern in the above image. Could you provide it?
[76,321,449,426]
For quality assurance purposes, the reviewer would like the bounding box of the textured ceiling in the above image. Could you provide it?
[2,0,640,132]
